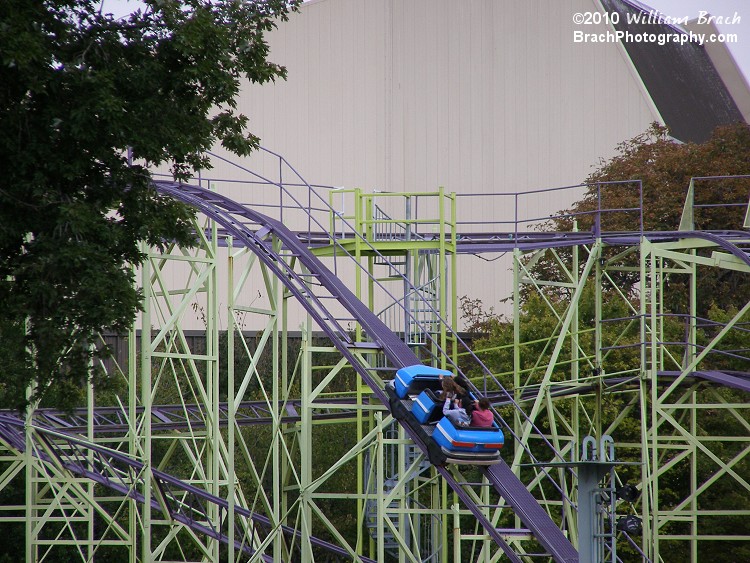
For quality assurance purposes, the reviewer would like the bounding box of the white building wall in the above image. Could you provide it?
[228,0,658,191]
[188,0,663,329]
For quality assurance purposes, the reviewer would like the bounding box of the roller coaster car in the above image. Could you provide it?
[388,365,504,466]
[393,364,453,398]
[432,418,504,465]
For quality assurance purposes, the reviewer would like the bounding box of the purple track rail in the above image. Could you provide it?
[659,370,750,393]
[153,181,579,562]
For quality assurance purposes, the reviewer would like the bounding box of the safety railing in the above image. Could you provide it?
[455,179,643,238]
[679,175,750,232]
[327,188,457,245]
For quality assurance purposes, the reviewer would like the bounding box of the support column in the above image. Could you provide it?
[128,324,137,563]
[139,242,153,562]
[207,185,220,563]
[299,321,314,563]
[24,385,36,563]
[226,236,236,563]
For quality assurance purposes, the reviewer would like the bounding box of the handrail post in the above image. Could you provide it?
[595,182,602,237]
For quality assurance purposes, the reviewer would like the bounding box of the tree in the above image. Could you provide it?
[564,122,750,233]
[537,122,750,316]
[0,0,299,409]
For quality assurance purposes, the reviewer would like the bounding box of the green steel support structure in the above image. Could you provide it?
[1,174,749,562]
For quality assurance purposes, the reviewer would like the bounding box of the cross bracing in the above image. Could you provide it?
[0,149,747,562]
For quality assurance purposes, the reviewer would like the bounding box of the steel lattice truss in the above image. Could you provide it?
[0,153,748,563]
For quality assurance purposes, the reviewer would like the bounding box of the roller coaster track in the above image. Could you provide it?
[30,399,368,434]
[151,180,580,562]
[4,174,749,561]
[152,180,750,562]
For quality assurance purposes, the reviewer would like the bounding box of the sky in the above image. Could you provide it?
[644,0,749,79]
[101,0,750,83]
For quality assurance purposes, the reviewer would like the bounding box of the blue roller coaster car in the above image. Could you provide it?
[432,417,504,464]
[394,364,453,398]
[389,365,504,466]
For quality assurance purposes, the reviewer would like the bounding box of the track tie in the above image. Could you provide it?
[496,527,533,536]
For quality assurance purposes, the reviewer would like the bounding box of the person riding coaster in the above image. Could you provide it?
[387,364,504,465]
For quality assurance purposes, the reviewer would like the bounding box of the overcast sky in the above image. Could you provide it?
[644,0,748,77]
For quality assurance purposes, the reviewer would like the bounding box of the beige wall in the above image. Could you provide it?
[179,0,664,329]
[230,0,658,193]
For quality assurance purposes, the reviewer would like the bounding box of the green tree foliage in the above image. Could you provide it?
[460,287,645,393]
[0,0,298,409]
